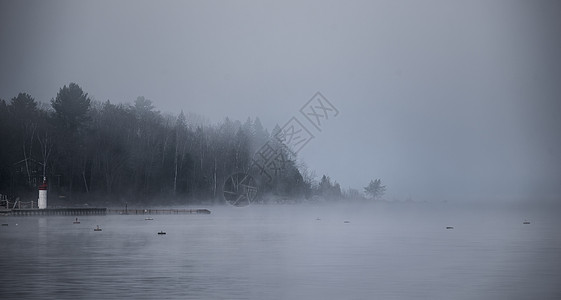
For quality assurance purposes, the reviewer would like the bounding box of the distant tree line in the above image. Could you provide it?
[0,83,384,206]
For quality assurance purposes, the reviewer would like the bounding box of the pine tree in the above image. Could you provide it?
[364,179,386,200]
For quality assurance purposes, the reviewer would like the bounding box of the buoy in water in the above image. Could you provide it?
[446,226,454,229]
[94,225,102,231]
[158,231,166,235]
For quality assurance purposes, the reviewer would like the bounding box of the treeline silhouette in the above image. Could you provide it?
[1,83,356,206]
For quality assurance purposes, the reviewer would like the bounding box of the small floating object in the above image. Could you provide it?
[145,217,154,220]
[73,218,80,224]
[523,220,531,224]
[344,221,350,223]
[446,226,454,229]
[157,231,166,235]
[316,218,321,221]
[1,223,8,226]
[94,225,102,231]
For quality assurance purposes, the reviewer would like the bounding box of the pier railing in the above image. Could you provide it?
[4,208,107,216]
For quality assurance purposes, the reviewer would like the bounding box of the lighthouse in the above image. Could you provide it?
[38,177,47,209]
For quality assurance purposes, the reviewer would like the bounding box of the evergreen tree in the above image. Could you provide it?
[364,179,386,200]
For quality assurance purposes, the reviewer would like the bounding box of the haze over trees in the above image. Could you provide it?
[364,179,386,200]
[0,83,382,206]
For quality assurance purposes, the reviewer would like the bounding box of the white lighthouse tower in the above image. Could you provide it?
[38,177,47,209]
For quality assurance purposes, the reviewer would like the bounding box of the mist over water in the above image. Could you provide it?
[1,202,560,300]
[1,1,560,299]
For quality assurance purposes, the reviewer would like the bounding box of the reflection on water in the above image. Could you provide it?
[1,203,560,300]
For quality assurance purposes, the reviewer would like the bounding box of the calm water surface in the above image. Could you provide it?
[1,203,560,299]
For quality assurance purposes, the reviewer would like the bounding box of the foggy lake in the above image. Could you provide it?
[1,1,560,299]
[1,202,559,300]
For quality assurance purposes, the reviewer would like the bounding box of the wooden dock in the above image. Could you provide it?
[108,208,211,215]
[2,208,107,216]
[0,208,210,216]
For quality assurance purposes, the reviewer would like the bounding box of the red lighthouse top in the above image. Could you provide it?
[39,177,48,190]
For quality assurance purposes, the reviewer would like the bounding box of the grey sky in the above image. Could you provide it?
[1,0,560,202]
